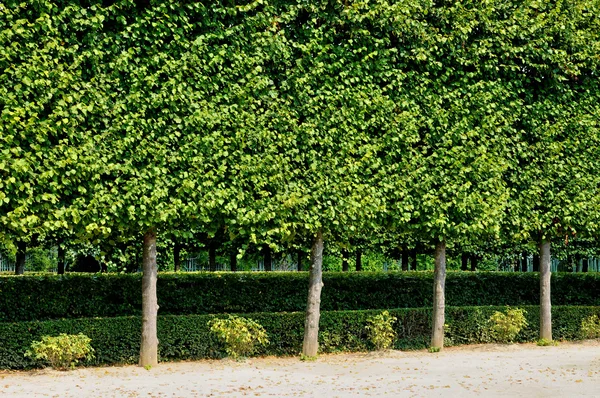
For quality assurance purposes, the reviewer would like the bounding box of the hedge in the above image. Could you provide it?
[1,305,599,369]
[1,272,600,322]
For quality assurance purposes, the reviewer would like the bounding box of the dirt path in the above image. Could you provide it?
[2,340,600,397]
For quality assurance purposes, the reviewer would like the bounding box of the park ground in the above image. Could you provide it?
[2,340,600,397]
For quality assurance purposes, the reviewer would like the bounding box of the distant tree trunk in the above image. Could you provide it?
[263,246,272,271]
[15,241,26,275]
[302,230,324,357]
[355,250,362,271]
[402,249,409,271]
[101,263,108,273]
[521,252,528,272]
[57,244,65,275]
[461,253,468,271]
[470,255,478,272]
[173,243,181,272]
[582,258,589,273]
[209,245,217,272]
[140,228,159,367]
[513,254,520,272]
[230,252,237,272]
[411,250,418,271]
[431,240,446,349]
[297,249,303,271]
[533,255,540,272]
[341,249,349,272]
[539,240,552,341]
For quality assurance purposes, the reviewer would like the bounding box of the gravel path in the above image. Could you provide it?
[2,340,600,397]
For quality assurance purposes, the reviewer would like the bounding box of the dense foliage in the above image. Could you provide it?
[2,272,600,322]
[1,305,597,369]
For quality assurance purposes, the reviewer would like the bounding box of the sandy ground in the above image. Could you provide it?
[2,341,600,397]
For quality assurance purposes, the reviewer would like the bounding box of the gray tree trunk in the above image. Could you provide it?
[431,240,446,349]
[539,240,552,341]
[15,241,26,275]
[140,229,159,367]
[302,230,324,357]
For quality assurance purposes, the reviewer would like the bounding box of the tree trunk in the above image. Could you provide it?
[173,243,181,272]
[263,246,272,271]
[355,250,362,271]
[297,249,303,271]
[402,248,409,271]
[140,229,159,367]
[431,240,446,349]
[101,263,108,273]
[533,255,540,272]
[461,253,468,271]
[15,241,26,275]
[470,255,478,272]
[302,230,324,357]
[521,252,528,272]
[57,244,65,275]
[209,245,216,272]
[230,252,237,272]
[411,250,417,271]
[539,240,552,341]
[582,258,589,273]
[341,249,349,272]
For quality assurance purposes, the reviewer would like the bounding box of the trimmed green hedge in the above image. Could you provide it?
[2,305,599,369]
[1,272,600,322]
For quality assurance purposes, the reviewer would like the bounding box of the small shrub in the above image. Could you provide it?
[208,315,269,359]
[428,346,441,353]
[489,307,528,343]
[366,311,397,350]
[580,315,600,339]
[536,338,557,347]
[24,333,95,370]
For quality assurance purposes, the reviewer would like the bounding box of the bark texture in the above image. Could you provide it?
[15,241,26,275]
[302,230,324,357]
[140,229,159,367]
[341,249,349,272]
[539,240,552,341]
[431,240,446,349]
